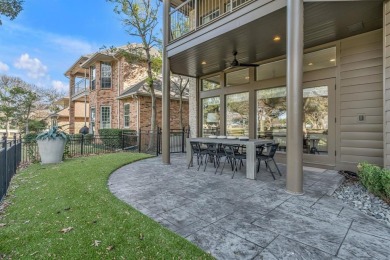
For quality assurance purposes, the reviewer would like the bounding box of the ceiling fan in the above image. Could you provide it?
[224,51,259,71]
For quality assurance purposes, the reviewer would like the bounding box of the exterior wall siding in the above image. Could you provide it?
[339,29,383,168]
[384,1,390,168]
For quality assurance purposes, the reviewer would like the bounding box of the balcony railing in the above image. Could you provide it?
[169,0,253,41]
[71,78,89,97]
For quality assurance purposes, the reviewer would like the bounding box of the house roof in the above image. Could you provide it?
[65,44,161,76]
[117,75,189,100]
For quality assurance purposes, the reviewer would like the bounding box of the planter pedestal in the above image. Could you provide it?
[37,139,66,164]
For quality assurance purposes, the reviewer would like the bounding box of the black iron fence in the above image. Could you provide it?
[0,128,189,200]
[1,134,22,201]
[156,127,190,155]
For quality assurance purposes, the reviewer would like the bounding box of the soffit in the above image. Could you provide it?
[169,1,382,77]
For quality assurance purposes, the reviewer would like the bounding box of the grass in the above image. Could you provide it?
[0,153,212,259]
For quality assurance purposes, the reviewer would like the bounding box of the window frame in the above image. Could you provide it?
[100,106,111,129]
[124,103,130,128]
[101,62,112,89]
[90,66,96,91]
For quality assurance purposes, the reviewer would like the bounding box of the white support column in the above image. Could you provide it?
[286,0,304,194]
[162,0,171,164]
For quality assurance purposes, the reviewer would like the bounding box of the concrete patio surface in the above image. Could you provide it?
[109,154,390,259]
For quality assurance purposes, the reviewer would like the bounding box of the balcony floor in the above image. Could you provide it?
[109,154,390,259]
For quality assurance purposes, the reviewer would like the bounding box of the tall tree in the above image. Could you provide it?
[171,75,189,129]
[108,0,161,149]
[0,0,23,25]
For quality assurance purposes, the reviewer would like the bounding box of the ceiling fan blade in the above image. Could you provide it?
[239,63,259,67]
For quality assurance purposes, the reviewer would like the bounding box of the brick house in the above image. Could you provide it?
[65,47,189,134]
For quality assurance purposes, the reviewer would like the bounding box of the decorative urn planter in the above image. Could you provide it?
[36,126,68,164]
[37,139,66,164]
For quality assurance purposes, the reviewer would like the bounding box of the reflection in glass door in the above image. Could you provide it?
[256,78,335,165]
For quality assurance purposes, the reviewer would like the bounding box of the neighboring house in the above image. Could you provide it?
[161,0,388,191]
[54,101,89,133]
[65,46,189,134]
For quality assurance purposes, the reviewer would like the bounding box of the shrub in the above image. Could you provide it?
[23,133,37,143]
[98,129,124,149]
[84,133,93,145]
[357,162,390,200]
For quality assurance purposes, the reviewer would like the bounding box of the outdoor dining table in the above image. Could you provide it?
[186,137,274,179]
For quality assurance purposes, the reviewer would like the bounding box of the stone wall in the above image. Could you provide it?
[188,77,198,137]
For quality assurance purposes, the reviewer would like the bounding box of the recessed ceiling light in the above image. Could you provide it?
[201,61,207,65]
[273,35,281,42]
[245,76,249,80]
[308,62,313,66]
[330,58,336,62]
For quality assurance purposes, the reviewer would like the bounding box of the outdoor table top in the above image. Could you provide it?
[188,137,274,145]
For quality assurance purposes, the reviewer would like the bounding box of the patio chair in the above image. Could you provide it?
[203,143,225,174]
[256,143,282,180]
[188,141,207,170]
[220,144,246,179]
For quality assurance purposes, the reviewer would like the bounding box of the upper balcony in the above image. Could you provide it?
[169,0,254,42]
[71,78,89,101]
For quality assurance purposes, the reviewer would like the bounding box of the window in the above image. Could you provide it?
[226,68,249,86]
[90,107,96,134]
[256,47,337,81]
[202,75,220,91]
[202,97,220,137]
[124,103,130,128]
[256,86,329,154]
[100,106,111,129]
[90,66,96,90]
[101,62,112,89]
[200,9,219,25]
[226,92,249,136]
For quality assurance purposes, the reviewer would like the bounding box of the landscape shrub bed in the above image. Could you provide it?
[357,162,390,200]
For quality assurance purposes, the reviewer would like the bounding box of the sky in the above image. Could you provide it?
[0,0,161,94]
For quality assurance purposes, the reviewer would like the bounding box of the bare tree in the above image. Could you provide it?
[171,75,189,129]
[108,0,161,149]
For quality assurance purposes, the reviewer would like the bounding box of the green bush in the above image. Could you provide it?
[98,129,124,149]
[382,170,390,199]
[357,162,390,200]
[84,133,93,145]
[23,133,37,143]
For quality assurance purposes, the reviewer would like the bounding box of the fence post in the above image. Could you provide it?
[122,132,125,150]
[181,127,185,153]
[138,128,141,153]
[3,133,8,195]
[81,134,84,155]
[13,133,17,171]
[156,127,159,156]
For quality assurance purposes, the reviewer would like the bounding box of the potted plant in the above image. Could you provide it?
[36,126,68,164]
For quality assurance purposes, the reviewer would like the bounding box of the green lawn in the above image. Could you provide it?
[0,153,212,259]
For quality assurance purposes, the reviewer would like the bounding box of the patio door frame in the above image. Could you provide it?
[301,78,336,167]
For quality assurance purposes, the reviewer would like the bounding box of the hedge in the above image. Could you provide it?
[357,162,390,200]
[98,129,124,149]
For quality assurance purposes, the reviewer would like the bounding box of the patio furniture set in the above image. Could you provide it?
[187,137,281,180]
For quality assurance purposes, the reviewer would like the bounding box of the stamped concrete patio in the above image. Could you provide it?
[109,154,390,259]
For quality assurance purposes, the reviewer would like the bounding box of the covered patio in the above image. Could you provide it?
[109,154,390,259]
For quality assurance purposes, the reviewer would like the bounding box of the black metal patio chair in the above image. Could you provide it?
[203,143,225,174]
[220,144,246,179]
[256,143,282,180]
[188,141,208,170]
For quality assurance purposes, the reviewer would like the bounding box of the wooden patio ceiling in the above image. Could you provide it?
[169,1,383,77]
